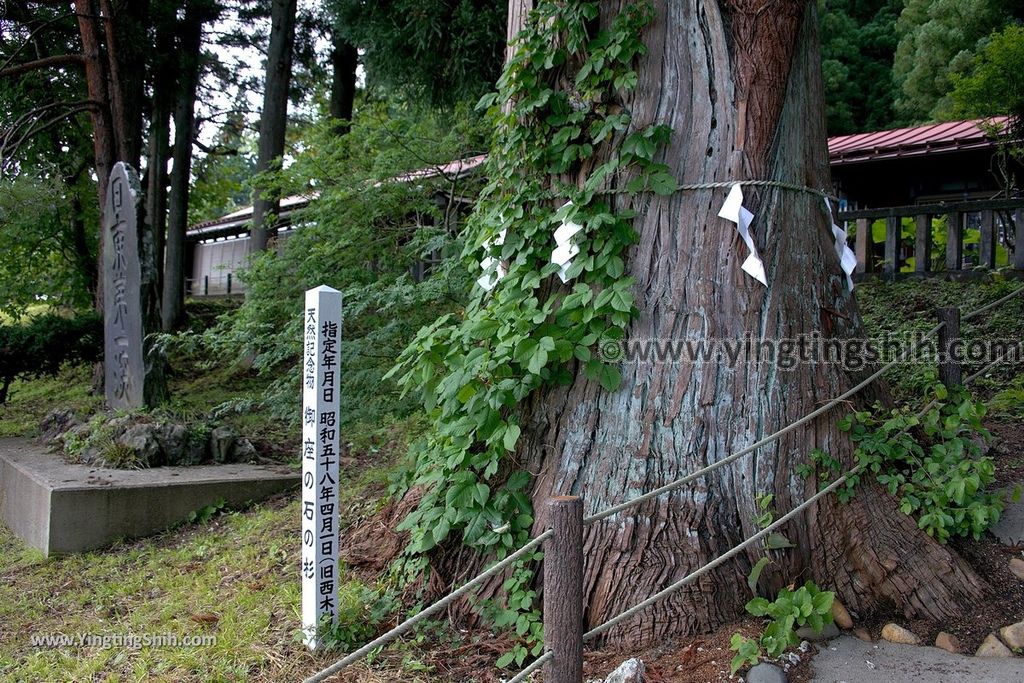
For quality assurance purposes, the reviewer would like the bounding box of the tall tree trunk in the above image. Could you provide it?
[328,31,357,135]
[448,0,988,647]
[145,0,176,301]
[160,1,206,331]
[100,0,148,168]
[73,0,115,311]
[249,0,298,254]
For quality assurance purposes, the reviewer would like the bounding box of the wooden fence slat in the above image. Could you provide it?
[946,211,963,271]
[914,213,931,273]
[980,210,996,269]
[884,215,899,275]
[1016,208,1024,270]
[855,218,870,274]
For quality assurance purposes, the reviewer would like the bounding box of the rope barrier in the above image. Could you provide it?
[506,651,553,683]
[961,284,1024,322]
[583,468,856,641]
[583,356,997,643]
[302,530,551,683]
[305,284,1023,682]
[583,321,945,525]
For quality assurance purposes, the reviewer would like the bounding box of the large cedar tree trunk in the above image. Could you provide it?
[449,0,989,647]
[161,0,208,331]
[249,0,298,254]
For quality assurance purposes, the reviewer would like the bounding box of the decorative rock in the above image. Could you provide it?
[831,599,853,629]
[40,409,78,445]
[934,631,961,653]
[232,437,257,463]
[999,620,1024,650]
[796,623,840,641]
[853,628,872,642]
[1010,557,1024,582]
[117,424,161,466]
[975,633,1013,657]
[209,426,236,463]
[746,662,787,683]
[603,657,644,683]
[880,623,921,645]
[155,423,192,466]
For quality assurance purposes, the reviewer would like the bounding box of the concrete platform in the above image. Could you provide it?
[0,438,298,555]
[810,635,1024,682]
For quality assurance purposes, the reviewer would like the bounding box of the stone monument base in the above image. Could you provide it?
[0,438,297,556]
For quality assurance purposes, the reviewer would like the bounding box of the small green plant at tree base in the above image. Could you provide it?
[303,584,403,654]
[812,384,1005,543]
[485,557,545,668]
[729,582,835,675]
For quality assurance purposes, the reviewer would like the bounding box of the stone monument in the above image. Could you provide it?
[102,162,166,409]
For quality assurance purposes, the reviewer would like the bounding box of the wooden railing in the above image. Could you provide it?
[837,197,1024,277]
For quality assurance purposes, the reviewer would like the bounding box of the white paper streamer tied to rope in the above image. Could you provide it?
[825,199,857,291]
[717,184,767,286]
[551,201,584,283]
[476,227,507,291]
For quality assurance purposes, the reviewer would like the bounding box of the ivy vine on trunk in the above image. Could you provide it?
[391,0,990,650]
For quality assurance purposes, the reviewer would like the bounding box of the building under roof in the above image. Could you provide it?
[186,120,1021,294]
[829,117,1017,208]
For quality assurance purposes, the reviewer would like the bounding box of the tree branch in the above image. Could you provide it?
[0,53,85,79]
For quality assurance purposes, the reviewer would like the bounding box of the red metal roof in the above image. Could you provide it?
[828,117,1008,165]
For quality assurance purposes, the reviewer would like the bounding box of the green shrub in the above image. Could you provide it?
[730,582,835,674]
[812,385,1004,543]
[0,313,101,404]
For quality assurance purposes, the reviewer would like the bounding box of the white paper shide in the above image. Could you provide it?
[551,202,584,283]
[301,285,342,649]
[825,199,857,291]
[718,184,768,286]
[477,228,507,291]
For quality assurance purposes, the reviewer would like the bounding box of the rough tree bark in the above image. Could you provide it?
[161,0,209,331]
[329,31,358,135]
[446,0,989,647]
[145,0,177,302]
[249,0,298,254]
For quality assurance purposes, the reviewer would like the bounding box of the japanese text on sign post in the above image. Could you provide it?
[301,285,342,649]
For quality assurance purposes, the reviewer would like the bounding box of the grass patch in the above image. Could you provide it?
[0,485,446,682]
[0,364,102,438]
[856,278,1024,400]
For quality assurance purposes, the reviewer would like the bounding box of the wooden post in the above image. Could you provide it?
[914,213,932,273]
[937,307,962,389]
[883,214,899,276]
[855,218,869,273]
[1015,208,1024,271]
[946,211,963,272]
[979,209,996,269]
[544,496,584,683]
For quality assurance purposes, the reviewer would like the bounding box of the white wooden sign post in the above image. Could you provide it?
[301,285,342,649]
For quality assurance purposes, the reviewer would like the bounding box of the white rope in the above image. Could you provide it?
[584,321,945,524]
[961,284,1024,322]
[506,651,553,683]
[302,530,551,683]
[583,347,997,642]
[583,469,855,641]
